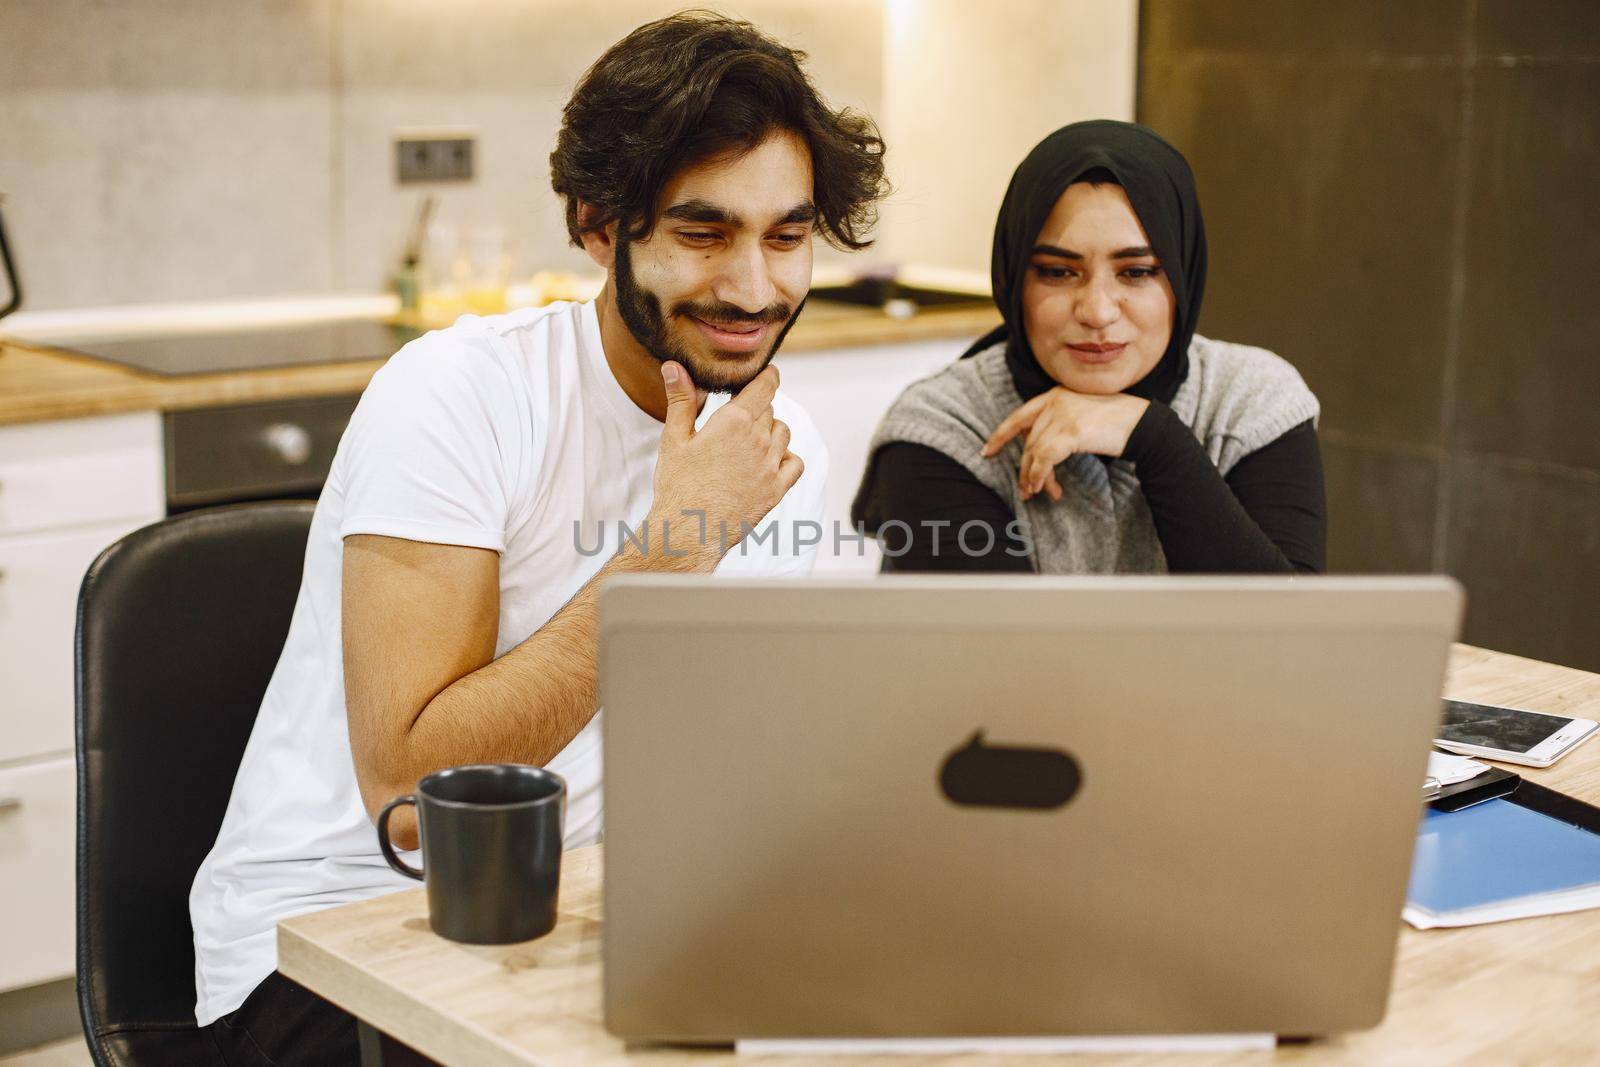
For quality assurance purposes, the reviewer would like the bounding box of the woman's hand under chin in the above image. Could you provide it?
[980,388,1151,502]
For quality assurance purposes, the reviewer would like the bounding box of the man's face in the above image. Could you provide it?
[612,130,816,393]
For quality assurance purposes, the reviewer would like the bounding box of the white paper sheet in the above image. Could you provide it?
[1403,884,1600,928]
[735,1035,1276,1055]
[1427,751,1490,787]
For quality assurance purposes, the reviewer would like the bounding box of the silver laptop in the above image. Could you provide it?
[598,575,1463,1041]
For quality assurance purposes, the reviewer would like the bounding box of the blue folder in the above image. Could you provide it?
[1408,791,1600,922]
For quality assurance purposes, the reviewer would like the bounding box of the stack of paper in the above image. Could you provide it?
[1425,751,1490,789]
[1405,798,1600,928]
[736,1036,1276,1055]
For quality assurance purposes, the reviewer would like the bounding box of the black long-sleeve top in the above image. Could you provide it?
[857,402,1326,575]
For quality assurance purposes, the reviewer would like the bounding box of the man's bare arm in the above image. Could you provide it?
[344,362,801,851]
[342,522,706,850]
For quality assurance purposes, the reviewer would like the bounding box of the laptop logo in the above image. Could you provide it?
[939,730,1081,810]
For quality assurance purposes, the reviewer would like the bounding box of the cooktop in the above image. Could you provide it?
[48,318,424,377]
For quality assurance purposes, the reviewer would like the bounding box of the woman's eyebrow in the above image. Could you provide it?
[1030,243,1157,259]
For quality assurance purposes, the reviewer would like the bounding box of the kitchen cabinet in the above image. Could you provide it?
[0,519,162,765]
[0,411,163,993]
[0,414,165,536]
[0,757,76,992]
[776,336,970,574]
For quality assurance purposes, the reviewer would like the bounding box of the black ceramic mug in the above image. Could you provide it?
[377,763,566,944]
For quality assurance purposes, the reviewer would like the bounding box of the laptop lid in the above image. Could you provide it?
[599,575,1463,1040]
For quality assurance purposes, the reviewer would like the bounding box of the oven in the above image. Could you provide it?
[164,394,360,514]
[32,318,418,515]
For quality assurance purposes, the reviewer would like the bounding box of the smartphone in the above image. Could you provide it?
[1434,699,1599,767]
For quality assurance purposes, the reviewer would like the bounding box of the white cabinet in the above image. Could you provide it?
[0,412,164,992]
[0,519,160,764]
[0,757,76,992]
[777,338,970,575]
[0,413,166,536]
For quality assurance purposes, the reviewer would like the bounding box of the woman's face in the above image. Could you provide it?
[1020,182,1177,395]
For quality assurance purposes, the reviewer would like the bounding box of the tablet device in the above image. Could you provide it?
[1435,699,1598,767]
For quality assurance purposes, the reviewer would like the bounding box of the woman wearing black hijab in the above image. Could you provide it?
[851,120,1326,573]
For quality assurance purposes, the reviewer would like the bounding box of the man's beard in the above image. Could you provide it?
[612,238,806,394]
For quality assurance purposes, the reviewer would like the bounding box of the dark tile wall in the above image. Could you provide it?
[1476,0,1600,57]
[1456,61,1600,472]
[1446,455,1600,664]
[1140,0,1600,671]
[1320,436,1442,575]
[1141,58,1461,451]
[1141,1,1466,58]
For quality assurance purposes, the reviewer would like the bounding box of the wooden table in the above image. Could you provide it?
[279,645,1600,1066]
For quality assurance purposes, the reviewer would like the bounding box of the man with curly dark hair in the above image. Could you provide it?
[189,13,888,1063]
[552,10,887,394]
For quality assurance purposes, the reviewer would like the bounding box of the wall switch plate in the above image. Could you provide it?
[396,136,475,184]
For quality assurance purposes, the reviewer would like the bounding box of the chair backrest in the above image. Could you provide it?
[75,500,314,1065]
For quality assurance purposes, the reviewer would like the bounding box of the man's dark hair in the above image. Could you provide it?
[550,11,888,251]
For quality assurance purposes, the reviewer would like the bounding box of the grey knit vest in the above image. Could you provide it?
[853,335,1320,573]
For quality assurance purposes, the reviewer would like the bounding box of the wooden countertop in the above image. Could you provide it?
[0,301,999,427]
[279,644,1600,1066]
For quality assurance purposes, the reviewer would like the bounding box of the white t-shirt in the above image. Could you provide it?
[189,300,827,1025]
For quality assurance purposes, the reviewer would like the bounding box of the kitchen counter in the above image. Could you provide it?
[0,299,999,427]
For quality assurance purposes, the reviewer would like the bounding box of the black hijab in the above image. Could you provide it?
[963,120,1207,406]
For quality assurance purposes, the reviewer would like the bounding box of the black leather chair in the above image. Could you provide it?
[75,501,314,1066]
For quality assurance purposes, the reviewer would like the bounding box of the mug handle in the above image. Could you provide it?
[377,795,424,880]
